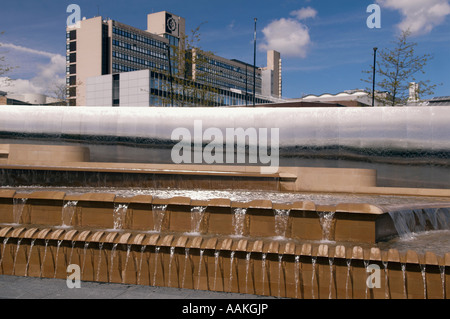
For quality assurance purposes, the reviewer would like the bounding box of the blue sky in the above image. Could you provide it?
[0,0,449,99]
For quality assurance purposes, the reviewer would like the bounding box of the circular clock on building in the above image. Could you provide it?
[167,17,177,32]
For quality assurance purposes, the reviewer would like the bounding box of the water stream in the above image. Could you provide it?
[196,249,205,290]
[168,246,175,287]
[228,251,235,292]
[122,244,132,284]
[40,239,50,278]
[0,238,9,271]
[318,212,335,242]
[232,208,247,237]
[61,201,78,228]
[12,238,23,275]
[13,198,27,225]
[191,206,206,234]
[24,238,36,276]
[137,245,146,285]
[96,242,104,281]
[109,243,118,282]
[152,205,167,232]
[152,246,161,286]
[113,204,129,230]
[213,250,220,291]
[53,240,63,278]
[274,209,290,238]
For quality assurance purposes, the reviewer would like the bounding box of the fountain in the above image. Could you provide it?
[1,106,450,299]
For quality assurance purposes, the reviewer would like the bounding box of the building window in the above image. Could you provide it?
[69,64,76,75]
[69,41,77,52]
[69,76,77,86]
[112,74,120,106]
[68,87,76,97]
[69,30,77,41]
[70,53,76,63]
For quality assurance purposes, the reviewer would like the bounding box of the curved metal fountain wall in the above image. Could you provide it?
[1,106,450,189]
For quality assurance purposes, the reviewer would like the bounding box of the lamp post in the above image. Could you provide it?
[166,44,174,107]
[253,18,257,107]
[372,47,377,107]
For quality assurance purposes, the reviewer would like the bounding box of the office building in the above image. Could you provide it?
[66,11,283,106]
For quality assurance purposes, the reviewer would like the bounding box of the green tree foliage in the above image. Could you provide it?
[159,24,219,107]
[362,30,437,106]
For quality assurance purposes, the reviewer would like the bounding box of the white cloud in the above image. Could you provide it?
[260,8,316,58]
[0,43,65,96]
[290,7,318,20]
[377,0,450,35]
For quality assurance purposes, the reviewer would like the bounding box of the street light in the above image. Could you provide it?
[253,18,257,107]
[372,47,378,107]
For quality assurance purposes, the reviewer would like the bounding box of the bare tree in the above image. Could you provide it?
[0,32,16,86]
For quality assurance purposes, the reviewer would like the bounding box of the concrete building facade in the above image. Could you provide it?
[67,11,282,106]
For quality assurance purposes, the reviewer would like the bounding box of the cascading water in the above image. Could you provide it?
[440,265,446,299]
[345,259,351,299]
[113,204,129,230]
[364,260,370,299]
[294,255,300,299]
[261,253,267,295]
[68,241,76,265]
[420,264,427,299]
[168,246,175,287]
[245,252,251,294]
[13,198,27,225]
[401,263,407,299]
[197,249,205,290]
[109,243,118,282]
[389,207,450,238]
[152,205,167,233]
[0,238,9,271]
[137,245,146,285]
[232,208,247,237]
[228,251,235,292]
[152,246,161,286]
[61,201,78,228]
[182,247,190,289]
[190,206,206,234]
[40,239,49,277]
[53,240,63,278]
[12,238,23,275]
[122,244,132,284]
[318,212,335,242]
[382,261,389,299]
[81,242,89,277]
[24,238,36,276]
[274,209,290,239]
[96,242,104,281]
[213,250,219,291]
[328,257,334,299]
[311,256,317,299]
[277,254,283,298]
